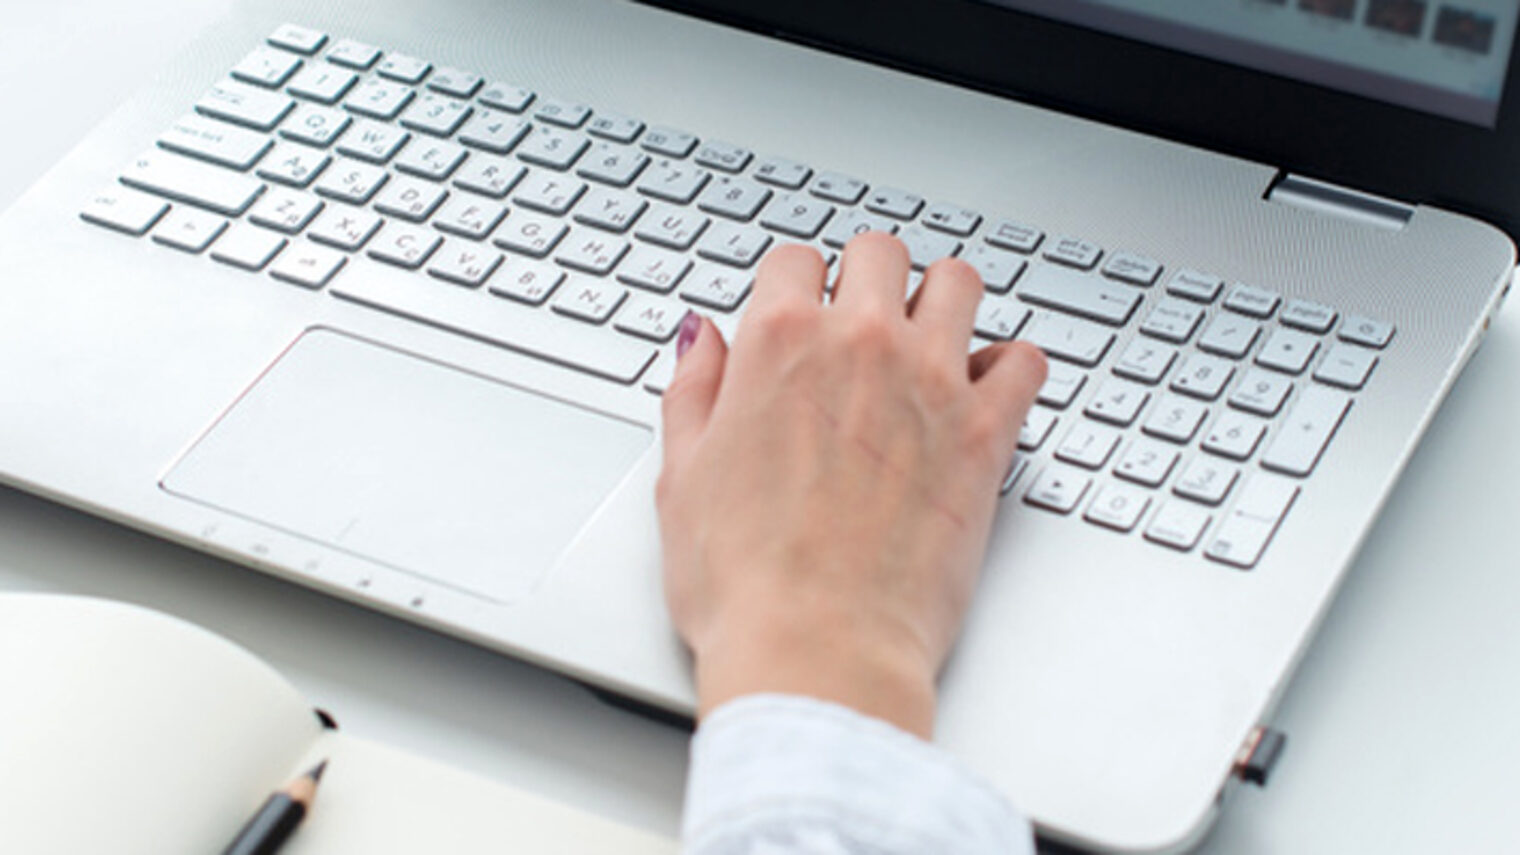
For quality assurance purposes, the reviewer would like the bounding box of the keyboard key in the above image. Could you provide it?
[1000,454,1031,496]
[1112,339,1177,385]
[160,113,272,170]
[256,141,331,188]
[1228,368,1293,417]
[1084,483,1151,533]
[754,156,812,189]
[314,158,389,205]
[1339,315,1395,348]
[232,47,303,88]
[1255,328,1319,375]
[1024,465,1092,514]
[512,170,587,216]
[344,78,414,121]
[1016,264,1141,326]
[1043,236,1102,270]
[1084,377,1150,427]
[433,194,507,240]
[1018,407,1058,451]
[1114,437,1181,487]
[427,67,483,98]
[637,159,711,204]
[634,203,709,250]
[1313,343,1377,390]
[821,209,900,248]
[1174,457,1238,505]
[577,143,651,187]
[961,244,1025,294]
[268,24,326,55]
[400,94,472,137]
[1145,500,1212,551]
[489,259,565,304]
[697,222,772,268]
[898,226,961,270]
[1224,283,1280,318]
[377,53,431,85]
[1205,474,1300,569]
[197,79,295,131]
[680,263,754,311]
[269,241,346,288]
[494,210,569,258]
[695,140,753,173]
[1142,393,1208,444]
[643,350,676,395]
[641,126,699,158]
[1261,386,1350,476]
[973,298,1030,341]
[1020,312,1115,367]
[1280,299,1338,333]
[759,194,834,240]
[865,187,924,220]
[534,97,593,129]
[617,245,692,293]
[394,138,468,180]
[985,219,1043,253]
[308,206,382,251]
[922,203,981,237]
[517,126,590,170]
[1036,361,1086,408]
[326,39,381,70]
[1169,353,1234,401]
[1167,268,1223,303]
[249,187,323,233]
[574,188,647,233]
[121,149,264,216]
[480,82,535,113]
[1139,297,1204,344]
[615,293,689,343]
[287,65,358,104]
[555,229,630,275]
[588,112,645,144]
[453,154,526,198]
[374,175,447,221]
[280,103,351,148]
[336,119,409,163]
[1197,316,1261,359]
[80,186,169,235]
[366,221,442,269]
[1102,252,1162,286]
[210,223,287,270]
[810,171,868,205]
[697,176,771,221]
[451,110,526,155]
[426,239,502,287]
[1202,411,1267,461]
[152,206,226,252]
[333,263,656,383]
[1055,421,1122,469]
[552,277,627,323]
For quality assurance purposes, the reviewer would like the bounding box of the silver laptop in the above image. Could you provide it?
[1,0,1515,850]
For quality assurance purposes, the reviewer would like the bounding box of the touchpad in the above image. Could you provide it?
[161,329,653,603]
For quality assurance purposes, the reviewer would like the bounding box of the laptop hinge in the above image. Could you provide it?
[1265,173,1413,231]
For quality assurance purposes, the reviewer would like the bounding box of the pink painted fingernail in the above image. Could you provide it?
[676,312,702,359]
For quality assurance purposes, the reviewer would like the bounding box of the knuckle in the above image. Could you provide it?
[840,311,897,354]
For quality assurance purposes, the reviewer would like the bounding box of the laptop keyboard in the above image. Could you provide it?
[78,23,1395,569]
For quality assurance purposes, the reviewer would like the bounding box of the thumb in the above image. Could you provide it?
[661,312,728,462]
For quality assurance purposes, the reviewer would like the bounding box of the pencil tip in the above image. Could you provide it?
[308,760,329,783]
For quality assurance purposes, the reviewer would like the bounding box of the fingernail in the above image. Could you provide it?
[676,312,702,359]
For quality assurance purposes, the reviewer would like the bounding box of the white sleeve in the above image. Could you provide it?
[681,693,1036,854]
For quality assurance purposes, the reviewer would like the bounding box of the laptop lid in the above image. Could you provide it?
[644,0,1520,239]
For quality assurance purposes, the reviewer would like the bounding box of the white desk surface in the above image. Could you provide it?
[2,3,1517,852]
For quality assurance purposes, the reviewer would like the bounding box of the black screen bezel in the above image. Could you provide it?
[639,0,1520,239]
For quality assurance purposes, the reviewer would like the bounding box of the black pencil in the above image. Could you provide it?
[221,760,328,855]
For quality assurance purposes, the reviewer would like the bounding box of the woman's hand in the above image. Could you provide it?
[657,233,1047,738]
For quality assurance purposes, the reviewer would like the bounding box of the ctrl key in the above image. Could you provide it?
[1205,474,1300,569]
[80,187,169,236]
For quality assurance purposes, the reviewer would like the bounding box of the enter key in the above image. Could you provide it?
[1016,263,1143,326]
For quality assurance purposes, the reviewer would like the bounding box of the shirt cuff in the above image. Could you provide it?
[682,693,1034,854]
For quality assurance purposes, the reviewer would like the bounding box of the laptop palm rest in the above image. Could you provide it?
[161,328,653,603]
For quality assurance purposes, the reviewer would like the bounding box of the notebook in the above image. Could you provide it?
[0,0,1515,850]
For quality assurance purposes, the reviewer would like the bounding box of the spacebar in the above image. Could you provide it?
[331,266,657,384]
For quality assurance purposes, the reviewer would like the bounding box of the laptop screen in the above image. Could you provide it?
[980,0,1520,126]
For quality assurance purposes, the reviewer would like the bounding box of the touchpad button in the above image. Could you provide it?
[161,329,653,603]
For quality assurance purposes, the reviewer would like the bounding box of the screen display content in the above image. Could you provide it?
[982,0,1520,125]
